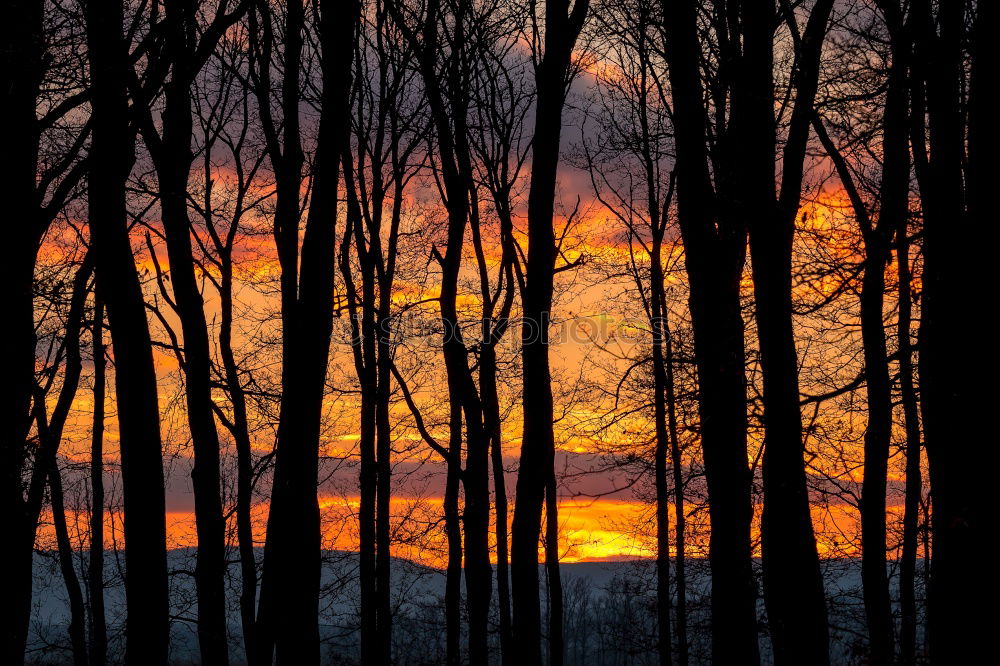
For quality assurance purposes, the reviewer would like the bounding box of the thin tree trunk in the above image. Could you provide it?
[375,300,394,666]
[340,152,378,666]
[476,192,517,666]
[664,322,688,666]
[49,462,89,666]
[152,4,228,657]
[385,2,493,660]
[896,211,921,666]
[813,50,907,658]
[89,299,107,666]
[858,4,910,661]
[857,241,894,666]
[483,343,513,664]
[219,242,258,665]
[511,4,587,664]
[251,0,307,654]
[461,191,494,666]
[444,433,463,666]
[743,2,833,662]
[904,11,932,661]
[650,241,673,666]
[86,2,170,659]
[254,2,356,662]
[340,152,381,666]
[544,471,564,666]
[32,255,92,666]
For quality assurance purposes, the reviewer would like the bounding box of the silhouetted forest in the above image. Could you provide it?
[2,0,993,664]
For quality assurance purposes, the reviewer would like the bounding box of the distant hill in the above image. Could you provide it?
[27,549,920,665]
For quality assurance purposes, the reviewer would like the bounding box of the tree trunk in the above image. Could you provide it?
[650,242,673,666]
[89,300,108,666]
[255,2,356,662]
[913,1,994,661]
[1,2,46,660]
[444,431,463,666]
[153,5,228,659]
[476,187,517,666]
[660,1,760,662]
[665,322,688,666]
[483,343,513,664]
[32,255,92,666]
[340,151,381,666]
[896,209,921,666]
[49,462,89,666]
[86,1,170,661]
[219,226,258,665]
[544,470,564,666]
[387,1,494,659]
[375,288,394,666]
[511,4,587,664]
[650,246,689,666]
[859,4,910,661]
[812,13,908,652]
[743,1,832,662]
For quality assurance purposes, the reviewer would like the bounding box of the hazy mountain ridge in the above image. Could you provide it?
[27,549,920,665]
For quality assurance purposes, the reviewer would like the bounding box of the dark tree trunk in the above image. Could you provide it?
[444,431,463,666]
[664,321,688,666]
[859,4,910,661]
[218,207,258,665]
[742,2,832,662]
[913,1,994,661]
[647,174,678,666]
[340,151,380,666]
[652,284,673,666]
[461,378,492,666]
[375,329,394,666]
[651,236,689,666]
[812,7,909,651]
[510,4,587,664]
[32,255,92,666]
[148,4,229,659]
[856,216,895,666]
[86,1,170,662]
[1,2,46,660]
[250,2,307,652]
[896,208,921,666]
[254,2,356,663]
[544,470,564,666]
[476,188,518,666]
[482,342,513,664]
[386,1,494,660]
[89,300,108,666]
[49,462,89,666]
[660,1,760,663]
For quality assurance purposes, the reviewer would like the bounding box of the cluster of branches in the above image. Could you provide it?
[3,0,994,665]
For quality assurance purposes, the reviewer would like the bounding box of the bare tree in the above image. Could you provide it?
[660,0,760,662]
[741,2,834,662]
[911,1,994,661]
[86,1,170,661]
[510,3,589,665]
[251,0,359,662]
[811,3,911,659]
[2,1,89,659]
[384,0,495,661]
[339,4,429,661]
[33,252,94,666]
[89,298,108,666]
[132,2,252,661]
